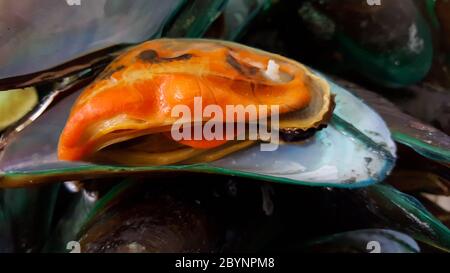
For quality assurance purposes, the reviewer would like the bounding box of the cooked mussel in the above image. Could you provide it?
[57,39,333,166]
[0,40,395,188]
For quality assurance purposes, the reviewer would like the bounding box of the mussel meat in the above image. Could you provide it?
[58,39,333,166]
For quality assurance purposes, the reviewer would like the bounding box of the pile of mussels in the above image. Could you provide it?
[0,0,449,253]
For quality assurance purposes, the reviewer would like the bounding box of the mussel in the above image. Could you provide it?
[57,39,333,165]
[0,39,395,188]
[297,0,433,87]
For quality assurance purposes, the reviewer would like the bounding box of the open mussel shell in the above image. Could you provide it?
[0,67,395,188]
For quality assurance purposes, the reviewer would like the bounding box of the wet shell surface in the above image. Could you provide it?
[0,39,395,188]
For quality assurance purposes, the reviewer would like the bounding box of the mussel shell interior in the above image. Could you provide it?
[0,72,396,188]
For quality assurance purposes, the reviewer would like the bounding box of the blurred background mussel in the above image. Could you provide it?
[39,174,449,253]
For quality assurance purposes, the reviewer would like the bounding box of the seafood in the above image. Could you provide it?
[44,176,450,253]
[0,70,395,188]
[0,14,396,188]
[57,39,333,166]
[298,0,433,87]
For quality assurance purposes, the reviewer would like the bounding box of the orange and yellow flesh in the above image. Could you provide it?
[58,39,315,162]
